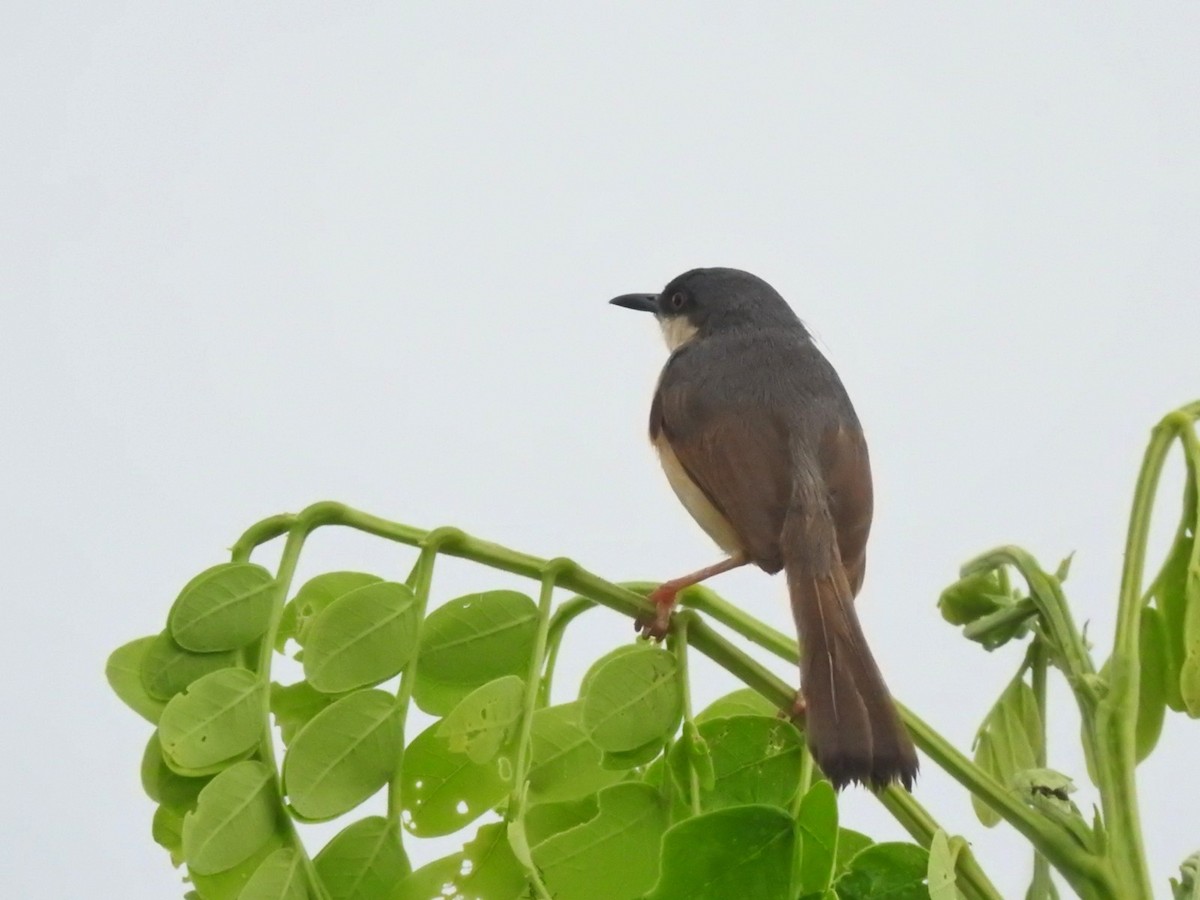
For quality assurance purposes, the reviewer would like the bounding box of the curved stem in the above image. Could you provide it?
[1093,411,1185,899]
[1029,639,1054,899]
[670,611,703,817]
[244,520,330,900]
[539,596,597,706]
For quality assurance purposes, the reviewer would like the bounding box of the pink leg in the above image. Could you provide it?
[638,555,749,640]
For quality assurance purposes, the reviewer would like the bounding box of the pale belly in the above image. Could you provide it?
[653,433,744,555]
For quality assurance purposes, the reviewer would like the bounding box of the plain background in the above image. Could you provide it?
[3,4,1198,897]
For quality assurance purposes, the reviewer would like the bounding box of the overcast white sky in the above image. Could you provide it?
[3,4,1198,898]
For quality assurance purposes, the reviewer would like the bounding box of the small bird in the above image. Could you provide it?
[610,267,918,791]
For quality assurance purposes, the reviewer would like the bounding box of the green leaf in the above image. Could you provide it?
[283,689,402,821]
[796,781,838,896]
[668,715,803,811]
[835,829,874,875]
[414,590,539,716]
[314,816,410,899]
[399,719,510,837]
[279,572,383,652]
[927,830,961,900]
[1011,769,1093,849]
[602,737,666,770]
[391,854,464,900]
[453,822,527,900]
[303,581,419,694]
[153,804,186,867]
[1136,606,1169,761]
[695,688,778,723]
[647,804,795,900]
[271,681,341,746]
[142,732,210,811]
[141,631,238,700]
[1181,552,1200,717]
[527,702,623,803]
[1171,850,1200,900]
[169,563,276,652]
[239,848,307,900]
[106,636,168,724]
[970,675,1041,827]
[581,646,681,753]
[191,835,286,900]
[1157,535,1192,712]
[524,796,600,846]
[533,782,668,900]
[159,668,264,772]
[436,675,525,764]
[183,761,280,875]
[835,842,929,900]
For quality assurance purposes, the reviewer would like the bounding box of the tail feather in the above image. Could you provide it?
[787,562,918,791]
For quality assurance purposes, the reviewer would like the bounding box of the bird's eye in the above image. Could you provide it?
[669,291,687,311]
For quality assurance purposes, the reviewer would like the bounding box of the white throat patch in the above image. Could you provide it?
[658,316,699,351]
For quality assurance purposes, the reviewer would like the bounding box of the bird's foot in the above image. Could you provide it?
[634,584,678,642]
[787,691,807,722]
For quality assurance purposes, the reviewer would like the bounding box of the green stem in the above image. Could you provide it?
[511,561,566,811]
[670,611,703,817]
[539,596,596,706]
[1092,411,1187,899]
[245,520,330,900]
[1029,639,1054,899]
[387,529,462,824]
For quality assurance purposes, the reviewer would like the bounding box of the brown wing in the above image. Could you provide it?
[651,380,792,572]
[818,423,874,597]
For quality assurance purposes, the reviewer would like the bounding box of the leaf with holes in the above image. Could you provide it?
[141,631,238,701]
[302,581,419,693]
[283,690,402,821]
[647,804,795,900]
[581,646,681,753]
[413,590,540,716]
[667,715,802,812]
[169,563,275,652]
[533,782,668,900]
[107,636,167,724]
[314,815,410,899]
[278,571,383,652]
[182,761,279,875]
[240,848,308,900]
[436,675,525,764]
[391,854,464,900]
[159,668,263,773]
[399,720,510,838]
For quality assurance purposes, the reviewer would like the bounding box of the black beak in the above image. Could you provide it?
[609,293,658,313]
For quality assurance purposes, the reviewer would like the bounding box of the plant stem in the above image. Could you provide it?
[387,530,462,824]
[670,611,703,817]
[539,596,596,706]
[1029,639,1054,899]
[1092,412,1186,899]
[245,519,331,900]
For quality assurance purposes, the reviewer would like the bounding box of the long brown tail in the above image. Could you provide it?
[786,560,918,791]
